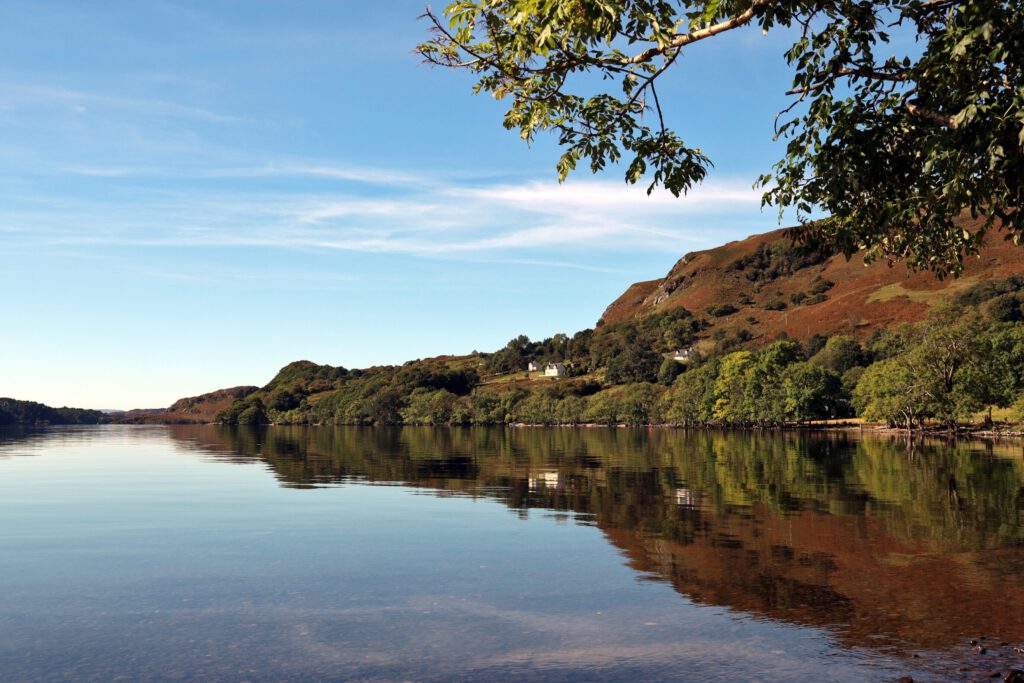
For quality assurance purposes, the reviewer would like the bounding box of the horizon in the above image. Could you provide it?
[1,1,801,410]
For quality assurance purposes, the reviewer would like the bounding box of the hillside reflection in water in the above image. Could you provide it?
[2,424,1024,682]
[175,426,1024,655]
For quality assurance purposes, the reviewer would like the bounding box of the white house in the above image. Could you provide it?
[675,487,696,507]
[544,362,566,378]
[528,361,542,372]
[673,347,696,363]
[528,471,561,491]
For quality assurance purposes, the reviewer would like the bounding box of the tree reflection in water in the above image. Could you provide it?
[169,425,1024,656]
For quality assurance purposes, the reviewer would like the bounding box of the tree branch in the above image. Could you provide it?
[905,98,957,128]
[786,65,910,95]
[622,0,771,65]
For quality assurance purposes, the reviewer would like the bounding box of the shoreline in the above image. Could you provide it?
[13,420,1024,443]
[106,420,1024,442]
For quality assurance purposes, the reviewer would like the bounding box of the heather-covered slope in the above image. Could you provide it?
[114,386,258,424]
[134,221,1024,428]
[600,218,1024,343]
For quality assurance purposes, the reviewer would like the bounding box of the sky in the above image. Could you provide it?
[0,1,803,409]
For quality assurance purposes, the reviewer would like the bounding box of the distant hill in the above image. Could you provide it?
[600,216,1024,345]
[0,398,107,426]
[113,386,258,424]
[126,220,1024,427]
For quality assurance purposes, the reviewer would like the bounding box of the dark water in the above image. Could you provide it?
[2,426,1024,682]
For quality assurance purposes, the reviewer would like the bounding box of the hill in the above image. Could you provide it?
[113,386,259,424]
[600,215,1024,346]
[141,220,1024,429]
[0,398,107,426]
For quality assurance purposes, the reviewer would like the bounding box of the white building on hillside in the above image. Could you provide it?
[545,363,566,378]
[673,347,696,363]
[528,361,542,372]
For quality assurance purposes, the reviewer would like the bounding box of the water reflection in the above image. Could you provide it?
[3,425,1024,681]
[170,425,1024,655]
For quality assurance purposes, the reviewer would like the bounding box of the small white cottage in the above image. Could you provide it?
[675,487,696,507]
[528,471,561,491]
[544,362,566,378]
[528,361,542,372]
[673,347,695,363]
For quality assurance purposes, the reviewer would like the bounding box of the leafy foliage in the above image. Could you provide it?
[212,283,1024,429]
[729,239,830,283]
[0,398,107,426]
[418,0,1024,275]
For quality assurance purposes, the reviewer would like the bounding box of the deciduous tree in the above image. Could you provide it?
[418,0,1023,275]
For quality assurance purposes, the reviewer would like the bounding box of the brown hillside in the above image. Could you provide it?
[599,217,1024,343]
[117,386,258,424]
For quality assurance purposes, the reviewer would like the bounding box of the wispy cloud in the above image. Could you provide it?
[201,163,432,187]
[0,83,244,124]
[0,169,770,267]
[452,179,760,212]
[56,161,435,188]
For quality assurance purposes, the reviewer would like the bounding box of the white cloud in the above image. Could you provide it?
[0,83,244,124]
[452,179,761,213]
[1,162,772,268]
[200,163,432,187]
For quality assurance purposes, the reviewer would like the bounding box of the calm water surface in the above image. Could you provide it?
[2,425,1024,682]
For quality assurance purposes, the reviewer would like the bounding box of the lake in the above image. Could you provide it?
[2,425,1023,682]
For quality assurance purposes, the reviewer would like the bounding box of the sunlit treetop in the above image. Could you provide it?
[417,0,1023,276]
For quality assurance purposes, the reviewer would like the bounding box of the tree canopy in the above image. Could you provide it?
[417,0,1023,276]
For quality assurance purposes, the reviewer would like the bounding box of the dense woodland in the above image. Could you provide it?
[0,398,107,426]
[215,276,1024,431]
[6,276,1022,432]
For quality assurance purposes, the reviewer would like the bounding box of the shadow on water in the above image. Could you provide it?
[168,425,1024,658]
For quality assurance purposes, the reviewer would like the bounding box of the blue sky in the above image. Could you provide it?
[1,1,801,409]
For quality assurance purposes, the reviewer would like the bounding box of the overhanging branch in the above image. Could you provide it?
[622,0,771,65]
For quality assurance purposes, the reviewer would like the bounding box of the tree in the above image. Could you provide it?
[657,357,685,385]
[853,358,935,428]
[363,389,405,425]
[617,382,666,425]
[554,395,587,424]
[515,391,558,424]
[605,336,661,383]
[955,329,1018,422]
[986,294,1024,322]
[810,335,865,375]
[741,340,804,425]
[780,362,845,422]
[236,400,267,426]
[713,351,756,424]
[418,0,1023,276]
[584,392,622,425]
[909,305,985,422]
[663,359,718,425]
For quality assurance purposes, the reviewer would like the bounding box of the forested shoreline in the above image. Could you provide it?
[6,276,1024,432]
[0,398,107,426]
[215,276,1024,433]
